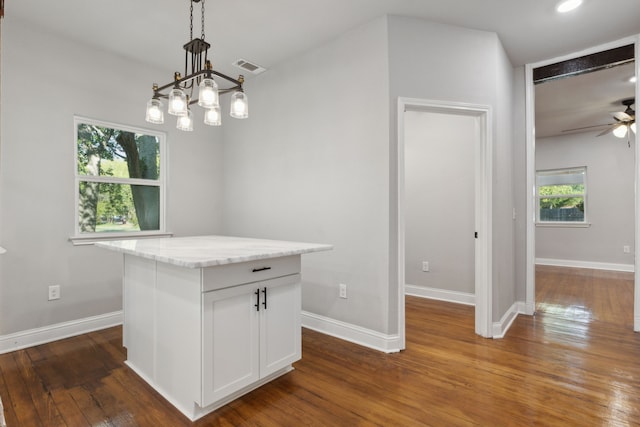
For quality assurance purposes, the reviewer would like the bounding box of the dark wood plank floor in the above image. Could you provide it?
[1,266,640,426]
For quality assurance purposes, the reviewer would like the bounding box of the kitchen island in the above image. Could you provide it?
[96,235,332,421]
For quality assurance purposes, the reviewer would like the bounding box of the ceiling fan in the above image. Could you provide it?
[597,98,636,146]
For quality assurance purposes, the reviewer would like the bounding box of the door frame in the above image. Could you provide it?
[524,35,640,329]
[396,97,493,347]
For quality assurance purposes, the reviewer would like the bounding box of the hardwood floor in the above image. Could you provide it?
[1,267,640,426]
[536,264,634,327]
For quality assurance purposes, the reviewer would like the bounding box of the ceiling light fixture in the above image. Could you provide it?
[145,0,248,131]
[556,0,583,13]
[613,125,629,139]
[630,76,637,84]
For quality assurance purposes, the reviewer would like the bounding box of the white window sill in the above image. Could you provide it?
[535,222,591,228]
[69,232,174,246]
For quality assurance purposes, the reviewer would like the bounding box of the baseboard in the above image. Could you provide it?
[301,311,401,353]
[405,284,475,306]
[0,311,123,354]
[492,302,526,339]
[522,300,535,316]
[536,258,634,272]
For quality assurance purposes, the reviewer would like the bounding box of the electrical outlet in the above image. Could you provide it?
[624,245,631,254]
[422,261,430,272]
[339,283,347,299]
[48,285,61,301]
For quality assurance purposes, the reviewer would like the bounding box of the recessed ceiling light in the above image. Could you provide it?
[556,0,583,13]
[630,76,637,84]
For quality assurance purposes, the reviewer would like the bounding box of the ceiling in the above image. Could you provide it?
[535,62,636,139]
[7,0,640,137]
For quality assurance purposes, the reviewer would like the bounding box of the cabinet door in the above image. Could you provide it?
[259,275,301,377]
[202,283,260,406]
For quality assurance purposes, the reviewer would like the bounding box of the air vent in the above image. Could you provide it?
[232,59,267,75]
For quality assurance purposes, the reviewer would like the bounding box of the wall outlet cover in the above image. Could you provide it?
[48,285,61,301]
[339,283,347,299]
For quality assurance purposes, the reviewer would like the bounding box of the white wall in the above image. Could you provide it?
[0,17,224,335]
[387,16,516,323]
[512,66,528,301]
[535,131,635,266]
[1,11,520,343]
[221,17,392,333]
[404,111,475,294]
[493,37,517,319]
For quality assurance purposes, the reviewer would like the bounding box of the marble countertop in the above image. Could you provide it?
[95,235,332,268]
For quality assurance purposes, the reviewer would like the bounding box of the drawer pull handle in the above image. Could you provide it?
[262,287,267,310]
[252,266,272,273]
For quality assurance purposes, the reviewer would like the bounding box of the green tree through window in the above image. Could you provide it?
[75,118,164,235]
[536,167,586,223]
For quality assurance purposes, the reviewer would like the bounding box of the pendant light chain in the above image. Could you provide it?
[189,1,194,41]
[188,0,206,42]
[201,0,206,41]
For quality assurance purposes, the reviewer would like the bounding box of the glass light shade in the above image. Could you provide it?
[198,78,219,108]
[145,98,164,124]
[204,106,222,126]
[230,91,249,119]
[168,88,188,116]
[631,122,637,134]
[176,109,194,131]
[613,125,628,139]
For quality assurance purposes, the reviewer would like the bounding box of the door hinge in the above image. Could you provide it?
[475,232,478,239]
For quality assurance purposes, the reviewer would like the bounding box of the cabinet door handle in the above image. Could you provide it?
[254,289,260,311]
[262,287,267,310]
[252,267,272,273]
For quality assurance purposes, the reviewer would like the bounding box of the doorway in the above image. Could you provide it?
[525,37,640,330]
[396,98,493,348]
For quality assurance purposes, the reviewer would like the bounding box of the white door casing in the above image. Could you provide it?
[397,98,493,345]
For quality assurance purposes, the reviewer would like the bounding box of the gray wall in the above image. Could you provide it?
[535,131,635,265]
[404,111,475,294]
[512,67,528,301]
[387,16,517,322]
[1,12,522,340]
[0,18,225,335]
[221,17,392,333]
[223,14,520,338]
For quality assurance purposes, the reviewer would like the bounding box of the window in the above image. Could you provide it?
[73,117,167,242]
[536,167,587,224]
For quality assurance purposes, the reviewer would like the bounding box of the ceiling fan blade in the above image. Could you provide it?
[613,111,633,122]
[596,126,615,137]
[561,123,611,133]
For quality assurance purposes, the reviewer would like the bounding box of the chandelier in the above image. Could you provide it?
[145,0,248,131]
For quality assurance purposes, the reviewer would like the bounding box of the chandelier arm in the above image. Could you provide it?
[209,70,243,88]
[153,70,243,96]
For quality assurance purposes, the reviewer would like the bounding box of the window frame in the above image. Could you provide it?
[71,116,170,245]
[535,166,589,227]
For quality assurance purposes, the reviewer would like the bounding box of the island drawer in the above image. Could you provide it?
[202,255,301,292]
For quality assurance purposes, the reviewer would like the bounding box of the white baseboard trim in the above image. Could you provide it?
[522,300,535,316]
[0,311,123,354]
[301,311,401,353]
[536,258,634,273]
[492,302,526,339]
[405,284,475,306]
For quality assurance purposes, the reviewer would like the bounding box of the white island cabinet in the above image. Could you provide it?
[96,235,331,421]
